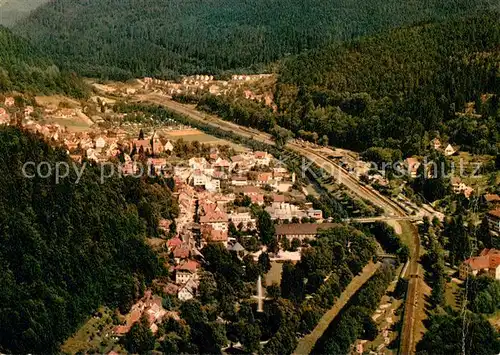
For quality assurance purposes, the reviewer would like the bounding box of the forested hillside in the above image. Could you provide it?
[14,0,499,79]
[275,12,500,155]
[0,26,88,97]
[0,127,178,353]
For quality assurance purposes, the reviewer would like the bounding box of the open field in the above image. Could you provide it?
[35,95,81,108]
[61,307,122,354]
[162,129,246,151]
[445,279,462,310]
[264,261,283,286]
[48,116,93,132]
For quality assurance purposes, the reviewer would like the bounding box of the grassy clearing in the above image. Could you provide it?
[264,261,283,286]
[445,280,462,310]
[60,307,122,354]
[399,221,416,257]
[163,131,246,151]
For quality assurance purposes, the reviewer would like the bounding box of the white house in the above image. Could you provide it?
[4,97,14,107]
[191,171,209,187]
[229,212,255,228]
[444,144,456,156]
[200,211,229,231]
[178,278,198,301]
[205,179,220,192]
[94,137,106,151]
[164,140,174,152]
[0,108,9,125]
[487,209,500,236]
[430,138,441,150]
[254,151,272,166]
[231,176,248,186]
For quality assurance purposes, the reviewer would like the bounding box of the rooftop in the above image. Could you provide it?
[275,223,339,236]
[464,249,500,270]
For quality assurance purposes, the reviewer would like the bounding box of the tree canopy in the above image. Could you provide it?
[0,127,177,353]
[276,12,500,156]
[13,0,498,79]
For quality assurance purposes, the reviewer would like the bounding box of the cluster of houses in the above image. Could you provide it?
[459,197,500,280]
[0,96,35,125]
[141,74,275,108]
[401,139,482,199]
[146,148,327,303]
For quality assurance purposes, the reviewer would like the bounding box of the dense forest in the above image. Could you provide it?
[188,12,500,156]
[0,127,178,353]
[416,309,500,355]
[0,26,88,97]
[13,0,498,79]
[312,265,394,354]
[276,12,500,155]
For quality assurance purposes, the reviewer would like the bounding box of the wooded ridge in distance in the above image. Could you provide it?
[0,25,89,97]
[12,0,500,79]
[275,12,500,155]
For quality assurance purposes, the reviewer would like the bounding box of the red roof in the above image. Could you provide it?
[464,249,500,270]
[488,209,500,219]
[175,260,200,272]
[251,194,264,204]
[255,151,267,158]
[257,173,272,182]
[215,159,230,167]
[159,219,171,231]
[133,139,151,151]
[167,237,182,248]
[231,155,244,162]
[172,245,190,259]
[485,194,500,203]
[207,230,228,242]
[200,211,228,223]
[240,186,261,195]
[148,158,167,166]
[273,194,285,203]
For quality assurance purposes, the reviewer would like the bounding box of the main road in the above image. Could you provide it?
[131,93,423,354]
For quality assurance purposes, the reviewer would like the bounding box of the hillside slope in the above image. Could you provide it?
[13,0,499,79]
[0,127,177,353]
[275,12,500,155]
[0,25,88,97]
